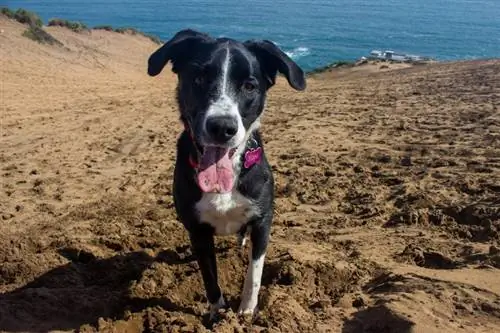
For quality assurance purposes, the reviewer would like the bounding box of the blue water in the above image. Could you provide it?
[3,0,500,71]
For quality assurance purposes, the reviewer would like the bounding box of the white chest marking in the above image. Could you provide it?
[195,191,259,235]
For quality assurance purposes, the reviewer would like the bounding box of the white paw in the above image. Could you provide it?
[237,306,256,316]
[237,295,257,316]
[209,294,226,320]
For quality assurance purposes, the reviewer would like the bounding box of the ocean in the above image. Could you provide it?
[3,0,500,71]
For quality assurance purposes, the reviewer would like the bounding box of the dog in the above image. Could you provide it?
[147,29,306,320]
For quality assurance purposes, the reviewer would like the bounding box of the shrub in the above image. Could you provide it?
[22,25,63,45]
[114,27,134,34]
[2,7,43,27]
[13,8,43,27]
[141,32,162,44]
[1,7,15,19]
[333,60,354,67]
[48,18,88,32]
[93,25,114,31]
[93,24,162,44]
[117,27,162,44]
[2,7,63,46]
[307,60,355,75]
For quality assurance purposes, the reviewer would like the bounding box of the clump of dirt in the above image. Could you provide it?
[386,194,499,242]
[395,243,465,269]
[442,201,500,241]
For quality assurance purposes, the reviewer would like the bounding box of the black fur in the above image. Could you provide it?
[148,29,305,316]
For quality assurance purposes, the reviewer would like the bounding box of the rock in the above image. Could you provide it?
[377,154,392,163]
[352,295,366,308]
[489,245,500,255]
[353,165,364,173]
[401,156,412,166]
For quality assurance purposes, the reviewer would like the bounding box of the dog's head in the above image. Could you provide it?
[148,29,305,147]
[148,29,306,192]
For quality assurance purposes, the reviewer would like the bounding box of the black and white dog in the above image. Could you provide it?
[147,29,306,319]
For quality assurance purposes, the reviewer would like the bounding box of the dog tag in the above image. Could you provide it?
[244,147,262,169]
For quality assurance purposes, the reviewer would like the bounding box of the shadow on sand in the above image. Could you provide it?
[342,304,415,333]
[0,248,197,332]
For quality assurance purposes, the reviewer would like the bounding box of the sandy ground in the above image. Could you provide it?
[1,16,499,333]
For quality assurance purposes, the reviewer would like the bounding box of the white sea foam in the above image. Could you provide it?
[285,46,310,60]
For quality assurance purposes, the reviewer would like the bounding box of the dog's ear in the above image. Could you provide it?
[148,29,211,76]
[244,40,306,91]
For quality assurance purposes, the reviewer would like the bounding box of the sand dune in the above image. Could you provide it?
[1,16,499,332]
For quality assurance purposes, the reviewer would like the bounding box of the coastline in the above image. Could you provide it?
[1,7,163,45]
[1,6,438,75]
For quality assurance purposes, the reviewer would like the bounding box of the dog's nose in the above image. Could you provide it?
[206,116,238,143]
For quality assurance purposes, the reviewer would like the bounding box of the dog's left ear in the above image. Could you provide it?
[244,40,306,91]
[148,29,211,76]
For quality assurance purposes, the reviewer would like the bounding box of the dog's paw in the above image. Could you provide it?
[237,307,256,316]
[237,298,257,317]
[209,295,227,321]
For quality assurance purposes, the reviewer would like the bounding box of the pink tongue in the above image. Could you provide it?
[197,147,234,193]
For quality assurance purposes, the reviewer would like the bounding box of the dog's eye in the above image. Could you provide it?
[242,81,256,93]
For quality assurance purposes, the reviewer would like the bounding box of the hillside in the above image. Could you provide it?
[1,15,500,333]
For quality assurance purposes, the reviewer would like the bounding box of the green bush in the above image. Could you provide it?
[22,25,63,45]
[115,27,162,44]
[1,7,15,18]
[141,32,162,44]
[92,24,161,44]
[14,8,43,27]
[93,25,114,31]
[333,60,354,67]
[1,7,43,27]
[307,60,355,75]
[2,7,64,46]
[114,27,134,34]
[48,18,88,32]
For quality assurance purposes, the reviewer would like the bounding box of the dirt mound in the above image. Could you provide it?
[1,15,500,332]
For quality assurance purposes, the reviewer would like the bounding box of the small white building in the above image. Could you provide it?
[368,49,427,62]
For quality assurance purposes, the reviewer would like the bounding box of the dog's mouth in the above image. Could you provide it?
[197,146,237,193]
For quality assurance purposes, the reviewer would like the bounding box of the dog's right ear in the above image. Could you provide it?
[148,29,210,76]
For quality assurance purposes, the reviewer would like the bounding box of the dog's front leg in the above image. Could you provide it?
[238,220,270,315]
[189,226,226,320]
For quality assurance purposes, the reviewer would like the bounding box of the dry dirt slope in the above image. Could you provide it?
[1,16,500,333]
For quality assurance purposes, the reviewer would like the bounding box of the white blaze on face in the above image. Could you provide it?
[203,46,245,148]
